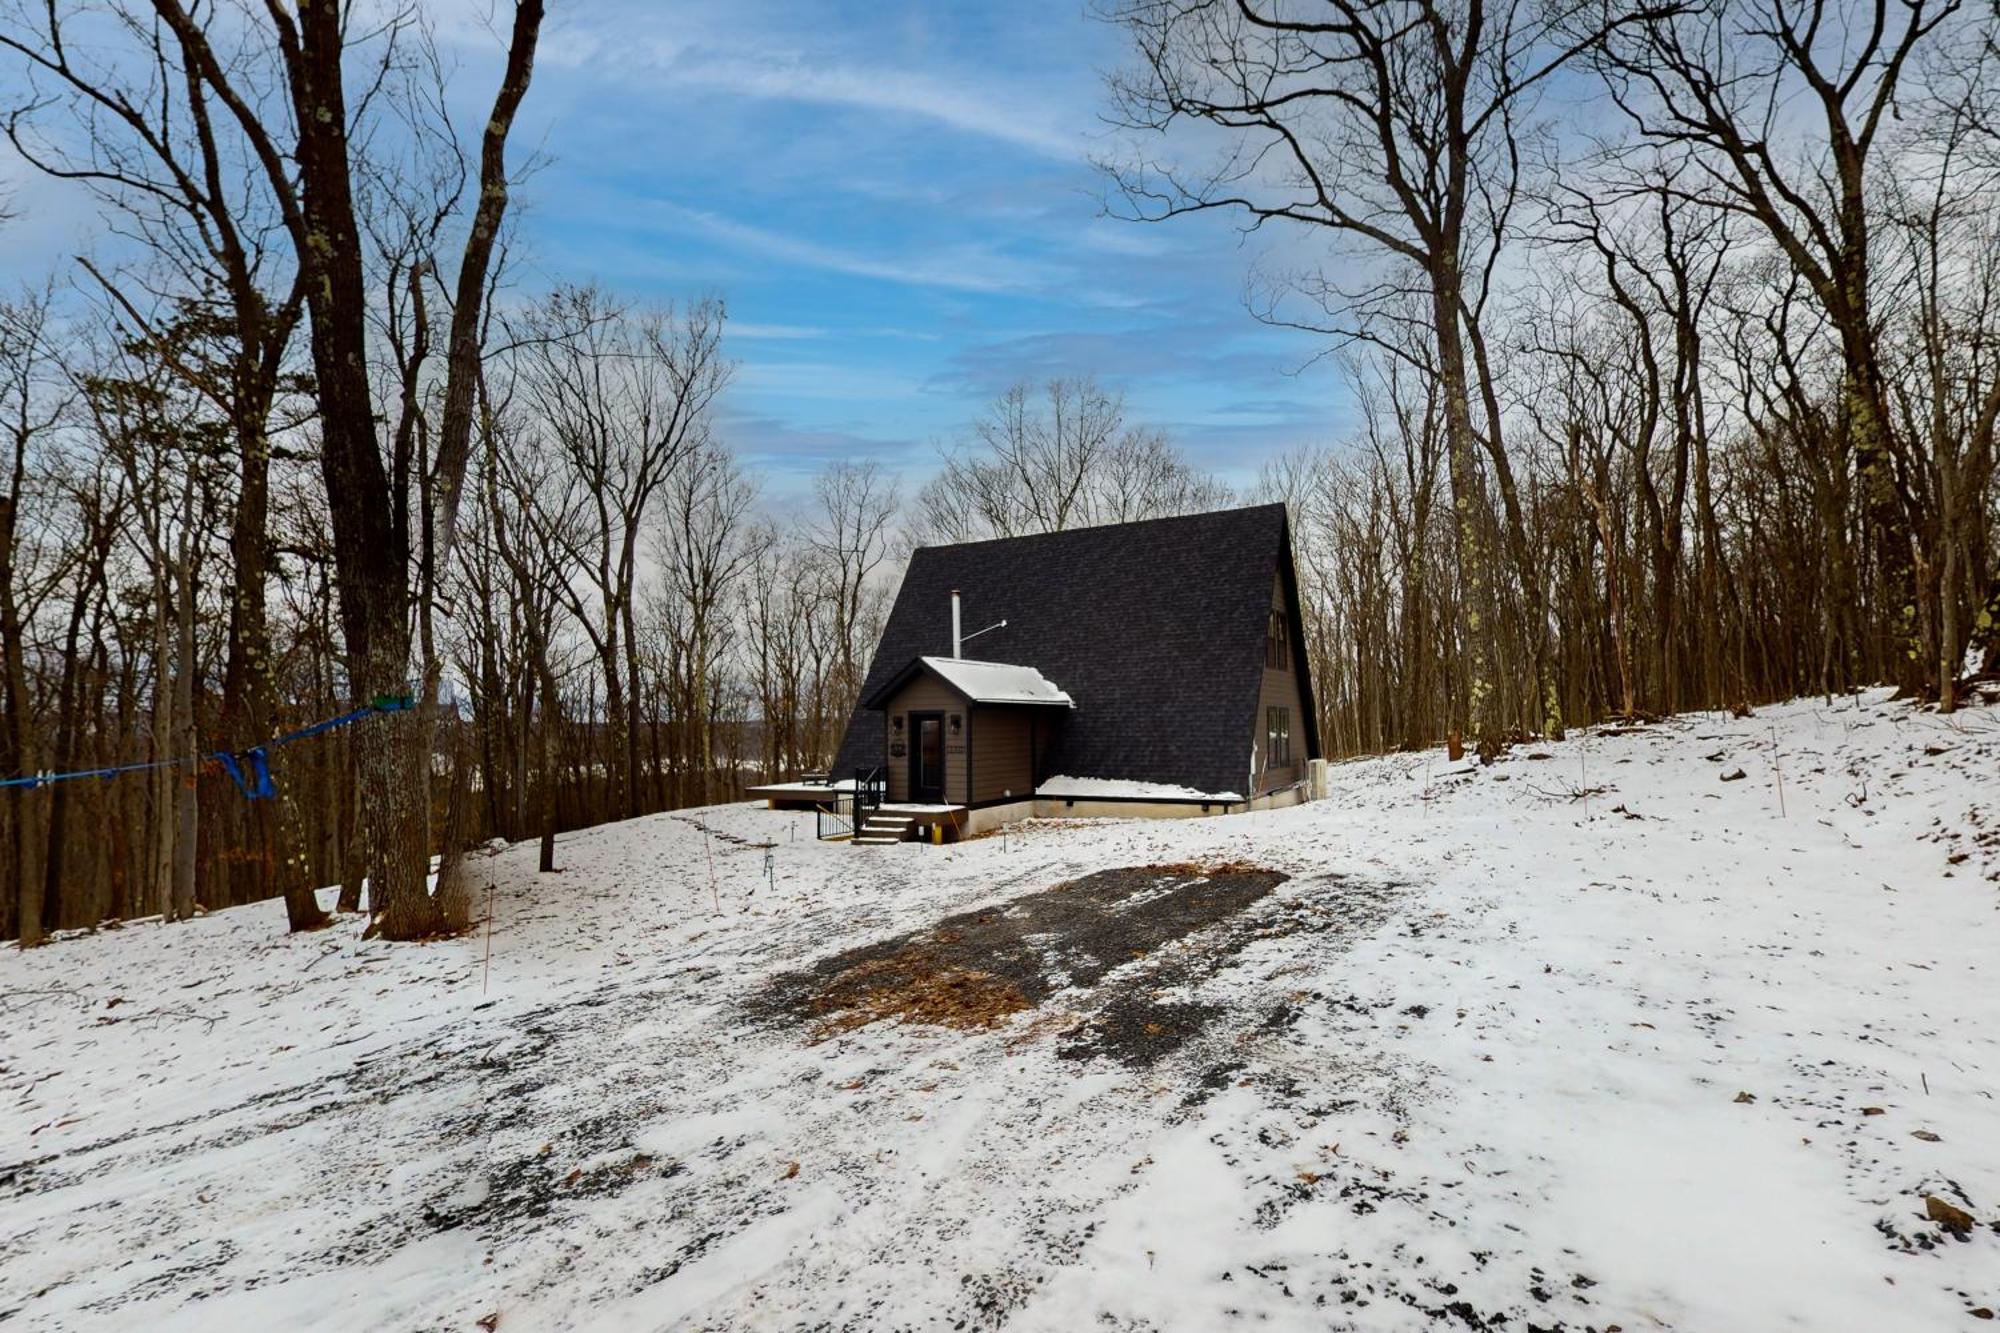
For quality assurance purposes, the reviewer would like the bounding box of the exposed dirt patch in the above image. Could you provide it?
[809,948,1032,1036]
[756,862,1293,1054]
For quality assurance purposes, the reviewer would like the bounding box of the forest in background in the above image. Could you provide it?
[1,0,1997,942]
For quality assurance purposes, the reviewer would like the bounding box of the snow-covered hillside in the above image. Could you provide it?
[3,691,1997,1331]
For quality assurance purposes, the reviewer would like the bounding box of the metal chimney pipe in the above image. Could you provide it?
[951,588,962,658]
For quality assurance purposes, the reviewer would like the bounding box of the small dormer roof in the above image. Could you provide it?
[863,655,1073,710]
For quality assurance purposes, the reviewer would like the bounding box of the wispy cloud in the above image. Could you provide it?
[660,55,1081,160]
[733,359,935,403]
[542,15,1087,165]
[719,408,926,480]
[729,321,828,341]
[927,321,1307,397]
[649,201,1064,296]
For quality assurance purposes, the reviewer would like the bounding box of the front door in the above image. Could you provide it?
[910,712,945,802]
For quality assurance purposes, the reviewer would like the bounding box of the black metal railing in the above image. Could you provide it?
[854,765,884,815]
[815,801,853,841]
[817,766,885,841]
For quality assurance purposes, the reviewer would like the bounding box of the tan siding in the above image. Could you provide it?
[971,708,1034,803]
[880,675,967,803]
[1255,573,1306,794]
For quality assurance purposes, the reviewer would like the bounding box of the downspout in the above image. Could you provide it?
[951,588,961,659]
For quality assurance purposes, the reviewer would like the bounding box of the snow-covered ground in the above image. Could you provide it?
[3,690,1998,1331]
[1036,773,1245,801]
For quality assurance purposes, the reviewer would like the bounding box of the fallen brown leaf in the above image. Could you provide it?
[1925,1194,1974,1237]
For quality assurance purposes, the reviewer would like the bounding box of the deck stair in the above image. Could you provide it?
[853,810,918,845]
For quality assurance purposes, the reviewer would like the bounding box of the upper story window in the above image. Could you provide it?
[1265,609,1289,671]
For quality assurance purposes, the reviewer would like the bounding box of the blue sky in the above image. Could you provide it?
[510,0,1353,501]
[2,0,1356,504]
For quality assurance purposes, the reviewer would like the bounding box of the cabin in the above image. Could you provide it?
[748,503,1322,842]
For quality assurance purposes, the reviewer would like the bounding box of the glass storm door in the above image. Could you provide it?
[913,714,944,801]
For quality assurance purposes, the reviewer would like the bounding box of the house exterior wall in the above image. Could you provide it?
[970,707,1036,803]
[1255,573,1308,796]
[880,676,968,804]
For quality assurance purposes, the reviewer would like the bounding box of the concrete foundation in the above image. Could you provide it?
[1029,784,1305,823]
[954,784,1308,837]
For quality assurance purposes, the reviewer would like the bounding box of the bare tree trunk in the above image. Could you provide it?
[149,565,174,921]
[336,769,366,914]
[41,552,96,931]
[0,495,41,945]
[538,658,560,874]
[432,720,475,934]
[621,596,644,816]
[171,545,198,921]
[1980,573,2000,678]
[1430,273,1502,760]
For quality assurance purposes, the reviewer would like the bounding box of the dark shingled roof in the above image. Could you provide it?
[832,503,1315,800]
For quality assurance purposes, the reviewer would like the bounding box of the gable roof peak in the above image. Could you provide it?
[910,502,1287,557]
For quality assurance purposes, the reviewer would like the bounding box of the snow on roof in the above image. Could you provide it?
[919,656,1073,707]
[1036,774,1243,802]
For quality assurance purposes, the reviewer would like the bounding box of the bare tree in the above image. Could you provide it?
[1589,0,1973,696]
[655,441,757,806]
[913,377,1229,543]
[0,285,71,943]
[150,0,543,938]
[510,287,730,820]
[483,385,580,875]
[1102,0,1630,754]
[809,460,900,709]
[1,0,544,938]
[0,0,326,927]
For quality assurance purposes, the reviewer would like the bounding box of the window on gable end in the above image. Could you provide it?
[1265,706,1292,769]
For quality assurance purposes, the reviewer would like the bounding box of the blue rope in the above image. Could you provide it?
[0,756,185,790]
[215,748,278,801]
[270,705,379,747]
[0,692,417,795]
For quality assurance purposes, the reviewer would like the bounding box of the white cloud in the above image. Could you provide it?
[660,55,1081,160]
[733,360,932,402]
[729,321,828,340]
[534,3,1084,163]
[648,201,1064,296]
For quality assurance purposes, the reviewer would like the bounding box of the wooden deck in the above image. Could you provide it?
[743,780,851,809]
